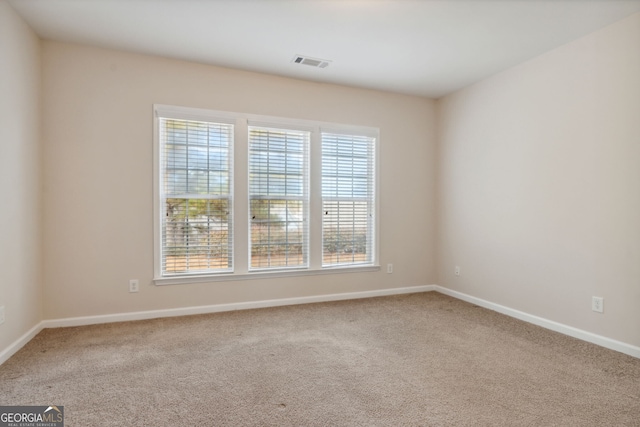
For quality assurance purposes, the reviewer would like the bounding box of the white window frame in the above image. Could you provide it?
[153,105,237,280]
[154,105,380,285]
[248,124,310,271]
[321,129,377,268]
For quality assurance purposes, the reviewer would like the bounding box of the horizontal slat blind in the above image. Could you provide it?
[322,132,375,267]
[249,126,309,270]
[160,118,233,275]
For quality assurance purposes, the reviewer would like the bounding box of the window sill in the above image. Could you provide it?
[154,265,381,286]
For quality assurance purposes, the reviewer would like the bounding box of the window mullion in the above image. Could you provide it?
[233,118,249,274]
[309,129,322,269]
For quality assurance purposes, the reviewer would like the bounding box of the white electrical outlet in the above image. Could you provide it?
[592,296,604,313]
[0,306,5,325]
[387,264,393,274]
[129,279,139,293]
[455,266,461,276]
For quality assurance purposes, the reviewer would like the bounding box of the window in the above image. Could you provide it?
[154,105,378,284]
[156,112,234,277]
[322,132,375,267]
[249,126,309,270]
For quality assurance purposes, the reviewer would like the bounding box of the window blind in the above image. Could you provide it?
[159,118,233,275]
[321,132,375,267]
[249,126,309,270]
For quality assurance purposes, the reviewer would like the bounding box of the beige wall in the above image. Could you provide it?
[41,42,437,319]
[8,4,636,355]
[437,13,640,347]
[0,2,42,350]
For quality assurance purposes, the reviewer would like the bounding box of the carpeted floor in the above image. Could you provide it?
[1,292,639,426]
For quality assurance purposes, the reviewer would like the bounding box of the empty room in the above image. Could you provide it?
[1,0,639,425]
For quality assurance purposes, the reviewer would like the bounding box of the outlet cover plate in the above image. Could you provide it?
[129,279,139,293]
[592,296,604,313]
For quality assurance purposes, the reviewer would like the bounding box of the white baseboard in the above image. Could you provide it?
[42,285,437,328]
[0,322,44,366]
[4,284,638,366]
[434,285,640,359]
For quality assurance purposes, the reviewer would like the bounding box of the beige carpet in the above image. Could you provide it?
[1,292,639,426]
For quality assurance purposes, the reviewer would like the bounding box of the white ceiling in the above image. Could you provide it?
[8,0,640,98]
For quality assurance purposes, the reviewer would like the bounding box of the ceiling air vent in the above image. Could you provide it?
[292,55,331,69]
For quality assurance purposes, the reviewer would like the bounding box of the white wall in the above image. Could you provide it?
[437,13,640,347]
[0,2,42,351]
[41,42,436,320]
